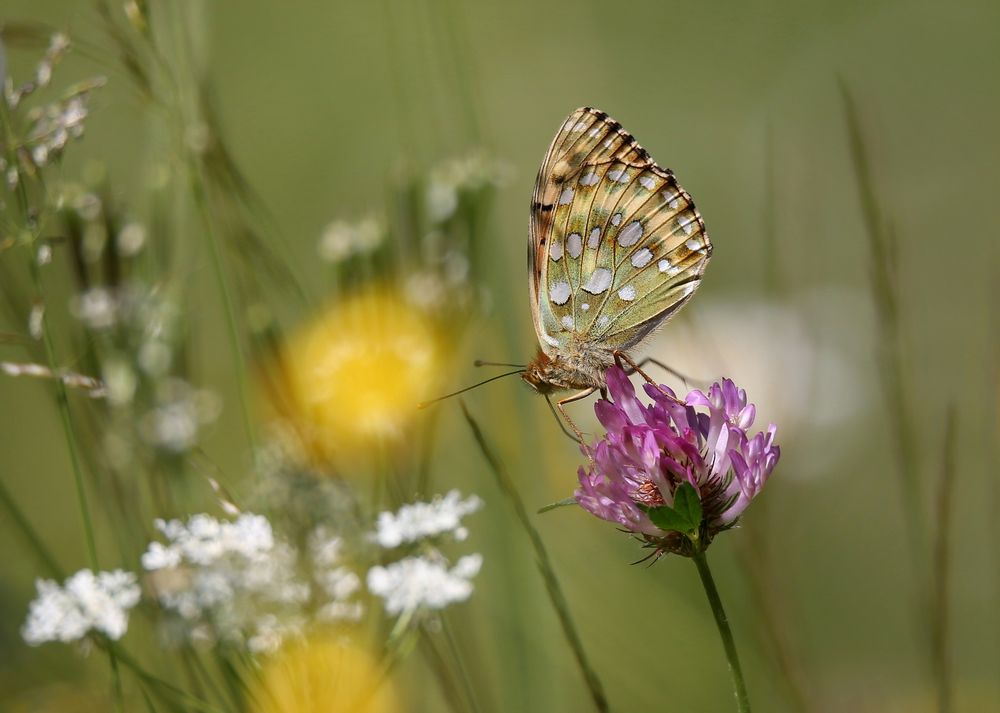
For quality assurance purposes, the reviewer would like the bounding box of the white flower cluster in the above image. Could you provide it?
[21,492,484,653]
[317,216,383,263]
[22,569,140,645]
[368,491,484,617]
[368,554,482,616]
[142,513,310,653]
[310,527,364,622]
[426,151,512,223]
[374,489,482,547]
[142,513,364,653]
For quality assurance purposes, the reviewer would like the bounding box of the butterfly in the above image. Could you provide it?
[520,107,712,437]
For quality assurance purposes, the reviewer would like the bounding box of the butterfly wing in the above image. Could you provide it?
[529,107,711,355]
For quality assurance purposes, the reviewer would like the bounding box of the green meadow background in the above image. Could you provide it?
[2,0,998,711]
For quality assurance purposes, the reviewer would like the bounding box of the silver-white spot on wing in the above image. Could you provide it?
[588,227,601,248]
[618,285,637,302]
[611,213,623,227]
[607,169,630,183]
[559,187,575,205]
[631,248,653,267]
[550,280,571,305]
[567,232,583,259]
[582,268,612,294]
[550,240,563,261]
[685,238,702,251]
[561,315,575,330]
[639,176,656,190]
[617,221,643,247]
[579,172,599,187]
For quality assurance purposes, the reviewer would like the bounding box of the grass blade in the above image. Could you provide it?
[460,401,611,713]
[931,407,957,713]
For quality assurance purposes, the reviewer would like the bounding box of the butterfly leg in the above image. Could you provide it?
[632,357,706,390]
[613,351,660,387]
[555,388,596,446]
[545,395,584,444]
[613,351,685,405]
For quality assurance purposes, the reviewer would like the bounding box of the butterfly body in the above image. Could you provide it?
[524,107,712,398]
[522,343,615,394]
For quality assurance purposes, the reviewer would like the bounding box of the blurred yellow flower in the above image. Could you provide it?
[251,634,398,713]
[283,289,444,455]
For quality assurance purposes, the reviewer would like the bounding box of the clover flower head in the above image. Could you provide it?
[575,367,780,555]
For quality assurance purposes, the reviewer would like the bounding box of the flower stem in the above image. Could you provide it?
[30,260,100,572]
[692,549,752,713]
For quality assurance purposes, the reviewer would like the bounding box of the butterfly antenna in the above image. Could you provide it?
[473,359,527,368]
[418,369,524,409]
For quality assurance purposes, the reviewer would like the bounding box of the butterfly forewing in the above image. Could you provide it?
[529,108,711,355]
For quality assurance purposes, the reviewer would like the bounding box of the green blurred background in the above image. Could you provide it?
[2,0,998,711]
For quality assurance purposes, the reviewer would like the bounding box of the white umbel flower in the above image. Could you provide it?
[309,527,364,622]
[367,553,482,615]
[22,569,141,645]
[374,490,483,548]
[142,513,309,653]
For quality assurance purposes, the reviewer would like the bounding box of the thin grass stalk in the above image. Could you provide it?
[418,626,473,713]
[839,81,928,584]
[109,648,126,713]
[30,266,100,571]
[109,642,228,713]
[0,474,64,578]
[931,407,957,713]
[460,401,611,713]
[190,169,258,452]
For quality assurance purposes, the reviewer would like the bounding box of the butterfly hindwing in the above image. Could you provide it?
[529,108,711,355]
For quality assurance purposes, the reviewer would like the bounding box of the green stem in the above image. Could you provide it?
[190,169,257,453]
[108,642,228,713]
[0,474,63,578]
[109,647,126,713]
[461,402,610,713]
[692,549,751,713]
[30,264,99,571]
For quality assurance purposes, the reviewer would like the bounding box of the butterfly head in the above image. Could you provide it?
[521,351,560,394]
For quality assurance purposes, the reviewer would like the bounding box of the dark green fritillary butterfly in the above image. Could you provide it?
[521,107,712,429]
